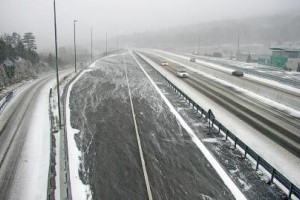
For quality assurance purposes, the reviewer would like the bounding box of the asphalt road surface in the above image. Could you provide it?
[69,53,235,199]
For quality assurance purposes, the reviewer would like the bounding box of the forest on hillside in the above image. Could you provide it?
[120,15,300,49]
[0,32,53,90]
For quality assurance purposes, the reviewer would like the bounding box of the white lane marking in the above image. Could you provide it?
[123,54,153,200]
[131,52,247,200]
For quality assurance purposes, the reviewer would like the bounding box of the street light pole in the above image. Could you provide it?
[91,27,93,61]
[117,36,119,51]
[106,29,107,55]
[74,20,77,72]
[53,0,62,128]
[237,31,240,59]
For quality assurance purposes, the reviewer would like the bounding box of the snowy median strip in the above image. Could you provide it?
[131,52,247,200]
[66,69,93,200]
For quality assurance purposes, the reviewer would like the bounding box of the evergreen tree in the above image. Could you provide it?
[1,34,13,45]
[22,32,37,51]
[0,39,6,63]
[46,53,55,67]
[11,32,22,47]
[15,41,25,58]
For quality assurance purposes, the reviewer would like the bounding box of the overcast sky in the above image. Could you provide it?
[1,0,300,51]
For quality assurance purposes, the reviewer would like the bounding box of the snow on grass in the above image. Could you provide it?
[202,138,219,143]
[50,69,74,199]
[88,61,96,68]
[133,53,247,200]
[138,52,300,189]
[237,178,252,192]
[66,69,93,200]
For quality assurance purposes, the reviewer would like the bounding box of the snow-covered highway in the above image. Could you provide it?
[0,74,55,199]
[137,50,300,197]
[65,51,292,199]
[141,51,300,158]
[0,70,72,200]
[150,50,300,112]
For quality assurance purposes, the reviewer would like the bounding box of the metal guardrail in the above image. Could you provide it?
[47,74,78,200]
[0,91,13,113]
[61,73,79,200]
[136,52,300,199]
[0,81,30,114]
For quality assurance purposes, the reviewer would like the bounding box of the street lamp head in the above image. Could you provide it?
[74,20,77,23]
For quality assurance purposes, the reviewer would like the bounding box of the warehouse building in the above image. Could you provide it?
[269,48,300,71]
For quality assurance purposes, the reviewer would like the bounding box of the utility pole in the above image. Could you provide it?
[237,32,240,59]
[91,27,93,61]
[106,29,107,55]
[198,34,201,54]
[117,36,119,51]
[74,20,77,72]
[53,0,62,128]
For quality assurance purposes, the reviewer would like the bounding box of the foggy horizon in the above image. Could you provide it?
[1,0,300,52]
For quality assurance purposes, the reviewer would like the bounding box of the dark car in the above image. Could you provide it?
[231,70,244,77]
[190,57,196,62]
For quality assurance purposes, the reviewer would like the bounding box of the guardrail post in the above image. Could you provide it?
[234,137,237,149]
[244,146,248,158]
[225,130,229,140]
[256,156,260,171]
[270,168,275,183]
[208,119,211,135]
[288,183,293,199]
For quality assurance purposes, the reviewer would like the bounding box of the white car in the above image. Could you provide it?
[161,61,168,66]
[176,70,188,78]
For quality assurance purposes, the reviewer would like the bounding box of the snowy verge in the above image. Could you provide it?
[66,69,93,200]
[48,69,74,199]
[132,53,247,200]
